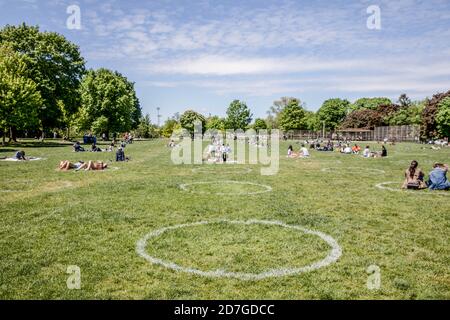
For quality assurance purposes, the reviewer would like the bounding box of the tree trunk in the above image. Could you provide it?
[2,129,6,146]
[8,127,17,143]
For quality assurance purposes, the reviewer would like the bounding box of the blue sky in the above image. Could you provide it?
[1,0,450,123]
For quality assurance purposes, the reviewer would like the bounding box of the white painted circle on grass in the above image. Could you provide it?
[179,181,272,195]
[136,219,342,281]
[375,181,450,196]
[321,167,385,174]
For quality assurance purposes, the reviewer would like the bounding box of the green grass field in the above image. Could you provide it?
[0,139,449,299]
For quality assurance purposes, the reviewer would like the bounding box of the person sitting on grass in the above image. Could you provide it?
[116,147,128,162]
[91,143,102,152]
[107,142,115,152]
[428,163,450,191]
[14,150,28,160]
[299,144,310,158]
[402,160,427,190]
[381,145,388,157]
[342,145,352,154]
[287,145,298,158]
[352,144,361,154]
[73,141,85,152]
[363,146,371,158]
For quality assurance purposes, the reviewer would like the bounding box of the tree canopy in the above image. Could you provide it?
[278,100,307,131]
[0,44,42,143]
[316,98,350,131]
[78,68,141,135]
[0,24,86,130]
[225,100,252,130]
[180,110,206,135]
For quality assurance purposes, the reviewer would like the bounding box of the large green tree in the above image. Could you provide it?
[180,110,206,135]
[0,24,86,131]
[278,100,307,131]
[78,68,141,136]
[436,97,450,139]
[421,90,450,139]
[225,100,252,130]
[316,98,351,131]
[0,45,42,144]
[266,97,299,129]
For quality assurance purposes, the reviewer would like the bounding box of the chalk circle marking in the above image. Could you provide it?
[179,180,272,195]
[375,181,450,196]
[136,219,342,281]
[321,167,385,174]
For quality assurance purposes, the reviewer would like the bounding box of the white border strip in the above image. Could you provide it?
[136,219,342,281]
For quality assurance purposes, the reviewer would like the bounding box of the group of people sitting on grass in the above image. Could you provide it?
[205,143,232,163]
[362,145,388,158]
[402,161,450,191]
[287,144,310,158]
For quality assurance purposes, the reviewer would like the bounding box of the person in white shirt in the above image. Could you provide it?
[299,144,310,158]
[343,146,352,154]
[363,146,371,158]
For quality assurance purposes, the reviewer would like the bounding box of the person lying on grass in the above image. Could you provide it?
[402,160,427,190]
[428,163,450,191]
[59,160,108,171]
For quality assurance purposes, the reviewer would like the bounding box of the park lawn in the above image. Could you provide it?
[0,139,449,299]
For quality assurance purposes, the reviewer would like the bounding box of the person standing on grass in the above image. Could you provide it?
[428,163,450,190]
[402,160,426,189]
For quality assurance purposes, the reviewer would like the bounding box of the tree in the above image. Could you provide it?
[316,98,350,131]
[397,94,412,108]
[340,109,381,129]
[304,111,320,131]
[388,100,424,126]
[78,68,141,137]
[253,118,268,131]
[278,100,307,131]
[161,119,179,138]
[225,100,252,130]
[0,24,86,132]
[205,116,226,131]
[0,45,42,144]
[351,97,392,111]
[422,90,450,139]
[180,110,206,135]
[436,97,450,139]
[267,97,299,128]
